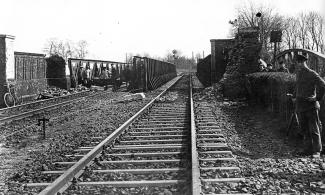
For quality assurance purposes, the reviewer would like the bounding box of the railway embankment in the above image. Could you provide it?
[0,78,176,194]
[192,77,325,194]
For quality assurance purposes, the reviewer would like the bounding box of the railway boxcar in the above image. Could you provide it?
[0,34,49,107]
[1,52,47,107]
[13,52,47,98]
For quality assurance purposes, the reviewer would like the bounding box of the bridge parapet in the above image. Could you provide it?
[196,55,211,86]
[132,56,176,91]
[276,49,325,76]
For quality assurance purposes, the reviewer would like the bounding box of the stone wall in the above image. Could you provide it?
[0,37,7,107]
[0,35,15,107]
[219,28,262,98]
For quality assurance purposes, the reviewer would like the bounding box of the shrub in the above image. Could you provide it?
[46,55,68,89]
[245,72,296,120]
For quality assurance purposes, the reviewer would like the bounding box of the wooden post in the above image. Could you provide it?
[38,117,49,139]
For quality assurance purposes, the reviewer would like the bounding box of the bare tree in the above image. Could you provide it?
[125,53,134,63]
[234,2,284,59]
[283,17,299,49]
[282,12,324,53]
[306,12,324,52]
[296,13,311,49]
[163,50,195,70]
[74,40,88,59]
[44,38,89,62]
[195,53,202,60]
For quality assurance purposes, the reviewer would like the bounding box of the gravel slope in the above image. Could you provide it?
[191,74,325,194]
[198,97,325,194]
[0,83,170,194]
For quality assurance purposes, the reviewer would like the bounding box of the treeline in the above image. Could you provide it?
[230,2,324,62]
[126,50,197,71]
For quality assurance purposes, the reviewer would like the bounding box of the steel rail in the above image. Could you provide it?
[0,90,89,113]
[194,100,251,195]
[37,75,182,195]
[0,89,114,124]
[190,74,202,195]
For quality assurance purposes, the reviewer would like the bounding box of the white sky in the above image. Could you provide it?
[1,0,324,62]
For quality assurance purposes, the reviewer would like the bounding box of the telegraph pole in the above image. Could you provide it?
[191,51,194,73]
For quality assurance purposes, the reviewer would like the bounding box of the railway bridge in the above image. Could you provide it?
[197,29,325,99]
[0,34,176,108]
[1,29,325,194]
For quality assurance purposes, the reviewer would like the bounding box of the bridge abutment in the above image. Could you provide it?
[0,34,15,107]
[218,28,262,98]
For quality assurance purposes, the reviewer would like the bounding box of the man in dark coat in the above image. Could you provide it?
[111,65,118,91]
[294,54,325,158]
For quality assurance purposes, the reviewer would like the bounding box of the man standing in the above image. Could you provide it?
[111,64,117,91]
[294,54,325,158]
[84,64,92,88]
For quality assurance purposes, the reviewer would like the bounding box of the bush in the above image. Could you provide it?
[46,55,68,89]
[245,72,296,118]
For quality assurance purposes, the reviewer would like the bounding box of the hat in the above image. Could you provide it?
[296,54,308,62]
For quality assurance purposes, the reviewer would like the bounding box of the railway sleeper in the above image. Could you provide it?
[123,135,188,139]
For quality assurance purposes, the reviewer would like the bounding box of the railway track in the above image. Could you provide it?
[0,85,125,124]
[23,74,249,195]
[193,103,249,194]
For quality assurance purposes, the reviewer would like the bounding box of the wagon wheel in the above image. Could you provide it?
[4,92,15,107]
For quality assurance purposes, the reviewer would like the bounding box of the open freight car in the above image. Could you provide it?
[68,56,177,92]
[68,58,132,90]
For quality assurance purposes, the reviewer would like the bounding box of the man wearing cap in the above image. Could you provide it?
[294,54,325,158]
[277,60,289,73]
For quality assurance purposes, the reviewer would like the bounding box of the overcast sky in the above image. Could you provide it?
[1,0,324,62]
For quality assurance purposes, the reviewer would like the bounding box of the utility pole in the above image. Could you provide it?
[191,51,194,73]
[37,117,49,139]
